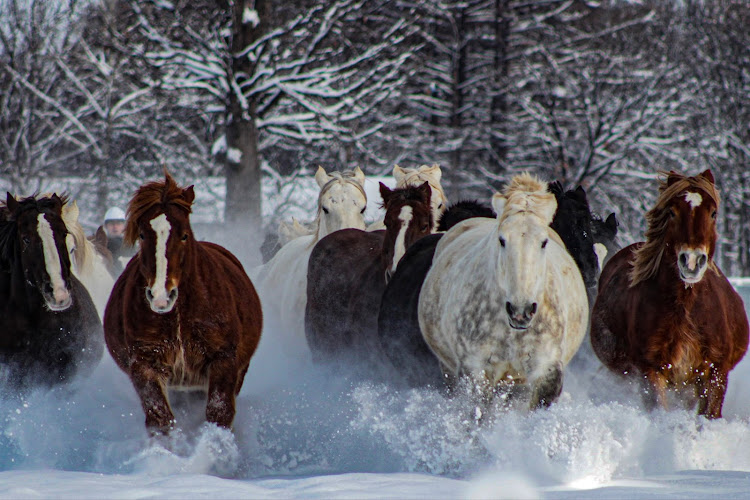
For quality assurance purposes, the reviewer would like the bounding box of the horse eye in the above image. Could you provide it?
[421,224,429,232]
[541,239,548,249]
[22,237,30,246]
[669,209,677,219]
[181,233,188,242]
[499,236,506,247]
[711,210,717,220]
[139,232,145,240]
[438,203,443,209]
[360,206,366,214]
[322,207,330,215]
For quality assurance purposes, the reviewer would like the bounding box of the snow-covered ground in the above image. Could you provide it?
[1,277,750,499]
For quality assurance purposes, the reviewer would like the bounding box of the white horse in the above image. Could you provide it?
[61,201,115,319]
[366,164,447,232]
[253,166,368,361]
[418,173,588,411]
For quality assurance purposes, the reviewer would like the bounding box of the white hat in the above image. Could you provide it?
[104,207,126,222]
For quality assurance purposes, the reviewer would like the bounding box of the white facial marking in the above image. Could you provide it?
[390,206,413,275]
[684,191,702,210]
[593,242,608,271]
[150,214,171,303]
[37,213,69,305]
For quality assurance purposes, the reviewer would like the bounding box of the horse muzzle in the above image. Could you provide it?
[44,287,72,312]
[146,286,178,314]
[506,301,537,330]
[678,249,708,284]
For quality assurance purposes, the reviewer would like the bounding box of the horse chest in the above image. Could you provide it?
[162,322,211,390]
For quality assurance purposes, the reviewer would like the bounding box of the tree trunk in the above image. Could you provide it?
[223,0,268,236]
[489,0,510,166]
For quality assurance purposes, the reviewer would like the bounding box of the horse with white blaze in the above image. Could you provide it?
[418,173,589,411]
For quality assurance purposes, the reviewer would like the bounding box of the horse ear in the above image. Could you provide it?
[420,164,442,182]
[63,200,80,225]
[417,181,432,204]
[315,166,330,188]
[491,193,506,217]
[392,165,406,185]
[666,171,681,187]
[379,182,393,205]
[182,185,195,204]
[94,226,108,247]
[352,166,365,186]
[573,185,588,203]
[605,212,618,232]
[6,192,18,212]
[548,181,564,197]
[699,169,715,184]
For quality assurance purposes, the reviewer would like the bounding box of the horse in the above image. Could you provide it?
[61,200,116,318]
[377,200,495,387]
[305,182,433,374]
[366,164,447,232]
[251,166,368,362]
[103,170,262,434]
[418,174,589,410]
[591,212,619,271]
[260,218,311,263]
[590,169,748,419]
[0,193,103,390]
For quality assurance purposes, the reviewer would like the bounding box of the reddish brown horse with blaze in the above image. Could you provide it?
[591,170,748,418]
[104,171,262,434]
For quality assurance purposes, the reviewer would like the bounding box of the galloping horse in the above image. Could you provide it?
[418,174,589,409]
[590,170,748,419]
[104,171,262,433]
[252,166,368,362]
[305,182,433,374]
[61,200,115,318]
[0,193,103,389]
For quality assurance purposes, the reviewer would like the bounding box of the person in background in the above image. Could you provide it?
[101,207,136,276]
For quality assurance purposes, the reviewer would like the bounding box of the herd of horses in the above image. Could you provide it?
[0,166,746,437]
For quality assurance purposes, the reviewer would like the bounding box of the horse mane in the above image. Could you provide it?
[125,171,193,246]
[61,201,94,275]
[629,171,720,287]
[395,164,447,203]
[499,173,556,223]
[437,200,495,232]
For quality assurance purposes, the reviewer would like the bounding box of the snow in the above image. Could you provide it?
[243,8,260,28]
[3,178,750,498]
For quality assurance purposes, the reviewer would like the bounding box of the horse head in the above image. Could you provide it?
[548,182,599,290]
[125,169,195,314]
[393,164,447,231]
[630,169,719,288]
[492,174,558,330]
[314,166,367,238]
[380,181,433,283]
[2,192,74,311]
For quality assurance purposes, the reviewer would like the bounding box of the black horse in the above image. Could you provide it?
[378,186,606,388]
[0,193,103,390]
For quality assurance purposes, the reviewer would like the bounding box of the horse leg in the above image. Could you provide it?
[206,357,239,429]
[130,362,174,434]
[529,362,563,409]
[642,371,668,412]
[697,367,727,419]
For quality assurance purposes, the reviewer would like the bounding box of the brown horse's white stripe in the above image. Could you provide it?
[390,206,413,276]
[37,213,70,307]
[150,214,171,307]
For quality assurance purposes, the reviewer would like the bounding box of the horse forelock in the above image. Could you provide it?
[629,172,720,287]
[312,171,367,238]
[498,174,556,225]
[125,176,193,246]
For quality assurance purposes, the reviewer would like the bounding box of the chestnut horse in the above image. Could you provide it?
[104,171,262,433]
[590,170,748,419]
[305,182,433,374]
[0,193,103,390]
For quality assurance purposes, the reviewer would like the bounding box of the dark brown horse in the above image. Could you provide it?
[590,169,748,419]
[305,182,433,374]
[0,193,103,390]
[104,171,262,434]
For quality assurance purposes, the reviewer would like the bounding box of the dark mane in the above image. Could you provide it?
[437,200,496,232]
[125,171,193,246]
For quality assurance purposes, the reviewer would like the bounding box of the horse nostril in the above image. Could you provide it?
[168,288,178,300]
[679,253,688,267]
[699,254,707,268]
[146,288,154,300]
[506,302,514,317]
[530,303,537,315]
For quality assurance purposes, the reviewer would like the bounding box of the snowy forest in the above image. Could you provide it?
[1,0,748,273]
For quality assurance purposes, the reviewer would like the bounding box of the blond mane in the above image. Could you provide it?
[311,170,367,240]
[394,164,447,205]
[61,201,94,276]
[629,171,720,287]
